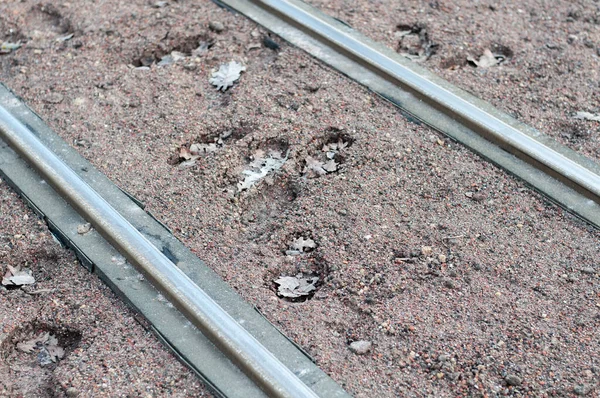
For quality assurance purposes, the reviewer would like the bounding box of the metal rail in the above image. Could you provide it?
[250,0,600,203]
[0,104,318,398]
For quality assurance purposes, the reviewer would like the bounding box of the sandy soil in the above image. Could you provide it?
[1,0,600,397]
[307,0,600,162]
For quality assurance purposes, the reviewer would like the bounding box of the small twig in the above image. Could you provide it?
[442,235,466,241]
[25,288,57,295]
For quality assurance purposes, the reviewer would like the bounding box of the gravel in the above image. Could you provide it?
[349,340,372,355]
[1,0,599,396]
[505,374,523,387]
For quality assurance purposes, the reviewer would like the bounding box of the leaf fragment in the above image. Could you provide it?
[573,111,600,122]
[303,156,337,177]
[46,344,65,362]
[17,332,64,365]
[0,42,21,54]
[322,159,338,173]
[2,265,35,286]
[467,49,503,68]
[56,33,74,42]
[209,61,246,92]
[237,150,287,191]
[274,275,319,298]
[322,140,348,153]
[192,42,211,57]
[157,51,187,66]
[289,237,316,253]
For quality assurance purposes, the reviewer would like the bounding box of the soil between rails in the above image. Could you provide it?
[1,0,600,397]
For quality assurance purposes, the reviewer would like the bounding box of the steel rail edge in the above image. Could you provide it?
[248,0,600,204]
[0,104,319,398]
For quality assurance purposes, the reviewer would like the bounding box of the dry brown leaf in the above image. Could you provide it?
[209,61,246,92]
[274,275,319,298]
[468,49,501,68]
[290,237,316,252]
[2,265,35,286]
[16,332,50,353]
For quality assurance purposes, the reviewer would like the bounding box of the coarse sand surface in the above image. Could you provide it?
[1,0,599,396]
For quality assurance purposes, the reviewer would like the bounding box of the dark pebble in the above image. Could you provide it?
[209,21,224,33]
[263,36,280,50]
[505,374,522,386]
[443,279,456,289]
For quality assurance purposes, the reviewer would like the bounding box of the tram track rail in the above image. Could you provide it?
[0,84,349,398]
[1,0,600,397]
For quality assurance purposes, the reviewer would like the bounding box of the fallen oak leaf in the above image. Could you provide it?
[290,237,316,252]
[274,275,319,298]
[2,265,35,286]
[237,150,286,192]
[322,159,338,173]
[209,61,246,92]
[467,49,503,68]
[16,332,50,353]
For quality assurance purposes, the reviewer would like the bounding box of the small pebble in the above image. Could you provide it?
[306,83,320,93]
[66,387,79,397]
[421,246,432,256]
[583,39,594,49]
[443,279,456,289]
[209,21,224,33]
[43,93,64,104]
[472,192,486,202]
[505,374,522,386]
[438,254,447,263]
[77,223,92,235]
[581,267,595,275]
[349,340,372,355]
[574,384,592,396]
